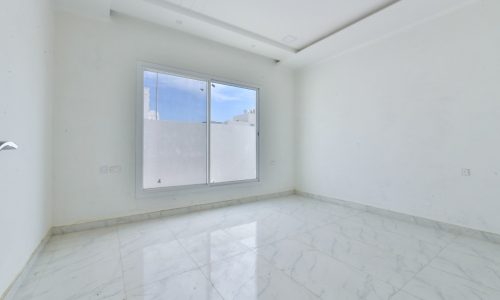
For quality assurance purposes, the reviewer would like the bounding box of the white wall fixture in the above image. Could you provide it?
[0,141,18,151]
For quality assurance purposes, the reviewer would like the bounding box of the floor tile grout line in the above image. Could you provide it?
[114,227,128,299]
[190,249,226,300]
[308,215,450,259]
[117,224,203,297]
[258,253,322,299]
[14,196,500,299]
[204,246,323,300]
[169,224,228,300]
[390,290,426,300]
[337,211,458,247]
[285,218,457,293]
[423,264,500,293]
[186,266,227,300]
[173,222,319,298]
[299,193,500,245]
[9,253,49,299]
[13,231,121,299]
[280,204,366,234]
[289,229,403,290]
[251,223,398,293]
[254,230,413,299]
[388,233,459,299]
[298,198,466,247]
[422,254,500,293]
[293,209,452,272]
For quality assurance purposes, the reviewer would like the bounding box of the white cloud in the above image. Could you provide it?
[145,71,256,103]
[211,83,256,103]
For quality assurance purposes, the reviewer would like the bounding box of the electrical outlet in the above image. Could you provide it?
[99,166,109,174]
[109,165,122,174]
[461,168,471,176]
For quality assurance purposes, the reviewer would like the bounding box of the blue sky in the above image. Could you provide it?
[144,71,256,123]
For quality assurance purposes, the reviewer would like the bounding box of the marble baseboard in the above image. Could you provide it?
[2,229,52,300]
[295,190,500,245]
[52,190,295,235]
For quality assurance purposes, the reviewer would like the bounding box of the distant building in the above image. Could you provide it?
[227,109,256,126]
[144,87,159,120]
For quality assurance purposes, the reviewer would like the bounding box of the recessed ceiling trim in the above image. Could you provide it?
[144,0,297,54]
[59,0,474,68]
[297,0,402,52]
[282,0,476,68]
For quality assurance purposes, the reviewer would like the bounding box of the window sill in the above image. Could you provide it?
[135,178,260,199]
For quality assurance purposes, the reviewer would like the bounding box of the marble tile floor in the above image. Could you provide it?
[12,195,500,300]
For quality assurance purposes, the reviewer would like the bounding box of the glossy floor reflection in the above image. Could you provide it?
[13,195,500,299]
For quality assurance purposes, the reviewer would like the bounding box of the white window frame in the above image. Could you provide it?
[135,62,260,198]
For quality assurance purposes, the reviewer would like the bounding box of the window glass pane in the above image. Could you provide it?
[143,71,207,188]
[210,82,257,183]
[143,71,158,120]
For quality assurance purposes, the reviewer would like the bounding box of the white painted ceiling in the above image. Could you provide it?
[156,0,395,50]
[56,0,476,68]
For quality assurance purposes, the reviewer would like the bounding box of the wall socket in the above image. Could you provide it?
[461,168,471,176]
[99,166,109,174]
[100,165,122,175]
[109,165,122,174]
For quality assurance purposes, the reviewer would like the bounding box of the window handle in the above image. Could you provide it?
[0,141,18,151]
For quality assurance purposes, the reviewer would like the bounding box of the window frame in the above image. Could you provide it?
[135,62,260,198]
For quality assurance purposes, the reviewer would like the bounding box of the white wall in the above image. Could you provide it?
[296,0,500,234]
[0,0,54,296]
[53,11,295,226]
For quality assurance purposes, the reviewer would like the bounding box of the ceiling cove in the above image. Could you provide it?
[56,0,478,68]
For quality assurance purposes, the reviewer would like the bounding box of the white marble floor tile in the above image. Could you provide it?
[295,226,422,288]
[429,247,500,291]
[284,206,342,230]
[25,254,124,300]
[320,219,442,265]
[272,197,360,220]
[223,211,309,249]
[256,238,398,299]
[12,248,53,299]
[11,196,500,300]
[346,212,457,248]
[14,228,124,300]
[319,202,363,219]
[177,228,251,266]
[401,266,500,300]
[45,227,119,254]
[126,268,223,300]
[223,200,279,219]
[117,224,177,259]
[164,209,256,239]
[120,238,198,292]
[389,290,422,300]
[446,235,500,264]
[201,251,319,300]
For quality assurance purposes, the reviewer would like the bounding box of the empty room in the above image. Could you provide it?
[2,0,500,299]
